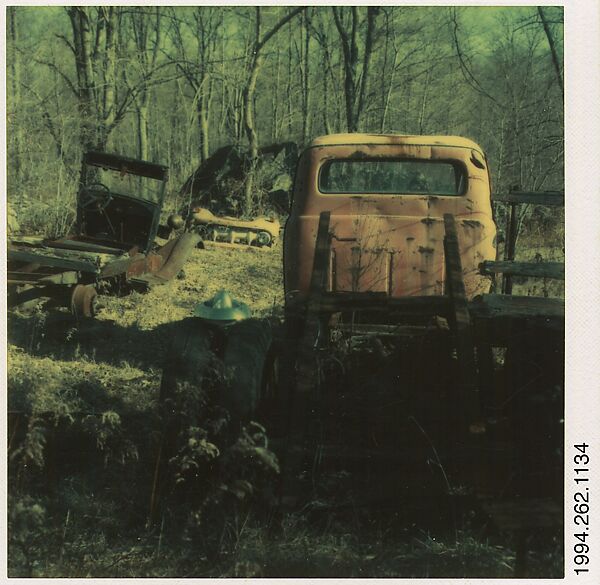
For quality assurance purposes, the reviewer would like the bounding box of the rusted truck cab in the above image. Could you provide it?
[284,134,497,308]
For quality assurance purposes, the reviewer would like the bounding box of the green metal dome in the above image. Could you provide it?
[193,290,251,323]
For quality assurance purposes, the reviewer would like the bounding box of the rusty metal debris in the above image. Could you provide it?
[8,151,200,316]
[189,207,280,248]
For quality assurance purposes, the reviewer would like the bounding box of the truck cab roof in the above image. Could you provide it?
[308,133,485,154]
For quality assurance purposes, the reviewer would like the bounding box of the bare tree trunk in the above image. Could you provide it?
[243,48,262,162]
[418,66,433,134]
[68,8,96,152]
[272,48,281,142]
[333,7,358,132]
[537,7,563,99]
[242,6,304,214]
[242,47,262,212]
[332,7,379,132]
[198,94,210,162]
[68,6,122,159]
[8,7,22,182]
[286,20,294,137]
[129,7,161,160]
[196,8,218,162]
[301,10,312,144]
[379,10,399,133]
[312,13,336,135]
[136,101,149,160]
[68,7,98,185]
[101,7,118,148]
[355,7,377,131]
[322,56,331,135]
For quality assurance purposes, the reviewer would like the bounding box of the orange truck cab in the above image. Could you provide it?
[284,134,497,308]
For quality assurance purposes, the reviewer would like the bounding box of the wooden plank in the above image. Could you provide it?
[481,498,562,531]
[335,323,447,337]
[318,293,450,315]
[502,201,518,294]
[7,248,99,273]
[469,295,564,347]
[494,190,564,293]
[474,319,496,418]
[480,260,564,280]
[296,211,332,392]
[52,238,126,255]
[84,150,168,181]
[309,212,333,301]
[444,214,471,325]
[443,213,482,434]
[8,270,79,285]
[8,235,46,246]
[493,191,564,206]
[281,212,331,505]
[469,294,564,321]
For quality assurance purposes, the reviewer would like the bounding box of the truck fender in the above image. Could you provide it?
[155,232,202,281]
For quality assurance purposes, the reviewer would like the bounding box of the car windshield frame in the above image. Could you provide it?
[82,151,168,206]
[318,158,468,196]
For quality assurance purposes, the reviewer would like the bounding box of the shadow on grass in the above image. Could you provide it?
[7,309,182,372]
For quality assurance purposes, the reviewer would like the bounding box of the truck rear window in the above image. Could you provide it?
[319,159,466,195]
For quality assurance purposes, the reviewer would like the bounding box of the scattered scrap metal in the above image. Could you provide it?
[189,207,280,248]
[7,151,200,317]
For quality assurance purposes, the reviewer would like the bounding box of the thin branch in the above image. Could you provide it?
[449,7,503,108]
[54,33,76,56]
[19,81,64,159]
[27,53,78,98]
[256,6,305,53]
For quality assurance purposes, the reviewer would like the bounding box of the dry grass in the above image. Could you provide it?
[100,243,284,329]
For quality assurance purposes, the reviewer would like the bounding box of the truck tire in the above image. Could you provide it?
[160,317,274,437]
[70,284,98,318]
[221,319,273,424]
[153,318,218,523]
[160,317,216,407]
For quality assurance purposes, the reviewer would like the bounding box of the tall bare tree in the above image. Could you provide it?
[66,7,120,154]
[168,7,220,163]
[332,6,379,132]
[241,6,304,213]
[66,7,173,177]
[127,7,162,161]
[537,7,563,99]
[7,7,22,182]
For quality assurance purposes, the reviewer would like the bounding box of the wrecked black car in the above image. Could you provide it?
[8,151,200,317]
